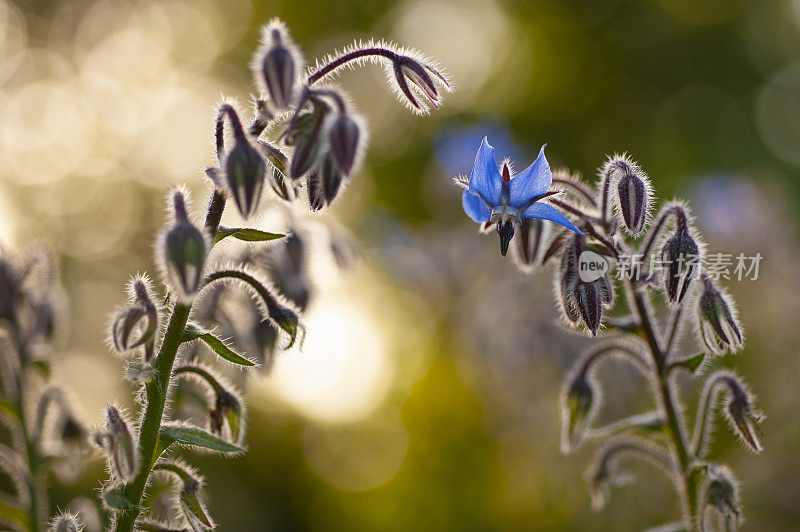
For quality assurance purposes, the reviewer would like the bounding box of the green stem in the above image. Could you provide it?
[8,321,45,532]
[115,192,226,532]
[628,282,697,527]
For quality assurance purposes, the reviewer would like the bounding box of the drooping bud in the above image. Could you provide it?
[110,280,158,361]
[306,168,325,211]
[160,191,209,302]
[288,115,323,180]
[586,437,671,512]
[209,390,243,443]
[392,54,451,114]
[512,218,547,271]
[608,156,651,236]
[723,376,763,453]
[152,460,214,530]
[254,21,302,111]
[661,228,700,304]
[697,275,743,355]
[556,234,581,324]
[321,152,345,205]
[48,511,82,532]
[496,220,515,256]
[327,112,361,176]
[224,138,267,220]
[573,281,603,337]
[94,406,136,482]
[561,371,595,453]
[701,465,742,526]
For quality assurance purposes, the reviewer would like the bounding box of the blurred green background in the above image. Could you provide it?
[1,0,799,529]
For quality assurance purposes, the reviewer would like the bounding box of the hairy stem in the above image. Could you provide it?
[307,47,398,85]
[8,321,45,532]
[627,282,697,526]
[115,192,226,532]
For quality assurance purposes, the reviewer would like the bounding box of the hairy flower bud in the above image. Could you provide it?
[392,54,451,114]
[614,161,651,236]
[573,281,603,337]
[321,152,345,205]
[661,229,699,304]
[561,372,594,452]
[701,465,742,526]
[95,406,136,482]
[209,390,243,443]
[556,235,581,324]
[49,511,82,532]
[512,218,547,271]
[254,21,302,111]
[697,275,743,355]
[723,377,763,453]
[306,168,325,211]
[224,139,267,220]
[160,191,209,302]
[327,112,361,176]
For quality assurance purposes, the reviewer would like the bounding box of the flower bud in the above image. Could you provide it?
[95,406,136,482]
[327,112,361,176]
[289,129,322,180]
[255,22,301,111]
[724,379,763,453]
[321,152,345,205]
[209,390,243,443]
[556,235,581,324]
[573,281,603,336]
[160,191,209,302]
[609,157,651,236]
[49,512,82,532]
[392,55,451,114]
[224,139,267,220]
[661,229,699,304]
[701,465,742,525]
[697,275,743,355]
[512,218,546,271]
[306,168,325,211]
[561,372,594,452]
[111,306,156,357]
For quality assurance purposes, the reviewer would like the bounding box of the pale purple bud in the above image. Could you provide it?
[224,139,267,220]
[701,465,742,525]
[327,113,361,176]
[321,153,345,205]
[615,164,650,235]
[661,229,699,304]
[697,275,743,355]
[161,192,208,302]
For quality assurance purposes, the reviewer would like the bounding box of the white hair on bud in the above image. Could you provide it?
[48,510,83,532]
[598,153,653,237]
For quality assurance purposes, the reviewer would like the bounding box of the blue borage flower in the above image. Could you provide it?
[460,137,584,255]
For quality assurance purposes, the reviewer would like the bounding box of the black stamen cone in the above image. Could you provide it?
[497,220,515,256]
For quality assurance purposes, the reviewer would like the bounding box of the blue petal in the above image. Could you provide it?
[468,137,503,207]
[521,202,584,234]
[509,144,552,208]
[462,190,492,223]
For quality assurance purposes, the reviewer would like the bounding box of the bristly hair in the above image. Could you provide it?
[307,39,452,115]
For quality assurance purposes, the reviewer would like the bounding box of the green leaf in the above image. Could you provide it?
[180,486,214,530]
[670,352,707,374]
[182,324,255,366]
[160,424,243,453]
[103,485,137,510]
[214,227,284,245]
